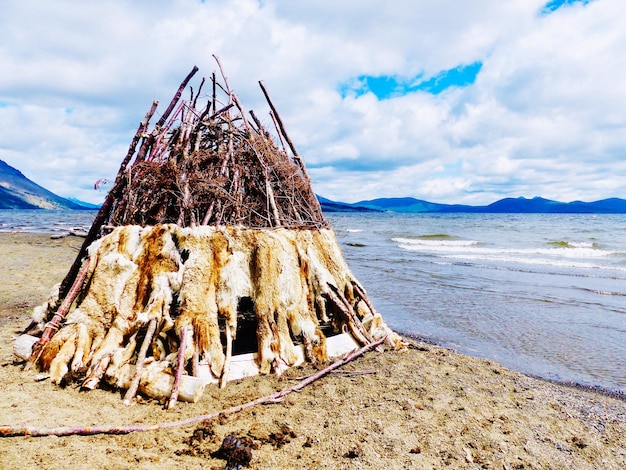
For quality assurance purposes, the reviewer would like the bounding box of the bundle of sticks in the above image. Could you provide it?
[107,64,325,230]
[20,58,402,407]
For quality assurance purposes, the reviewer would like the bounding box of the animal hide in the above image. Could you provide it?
[32,224,402,399]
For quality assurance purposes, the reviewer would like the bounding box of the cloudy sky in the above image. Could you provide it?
[1,0,624,205]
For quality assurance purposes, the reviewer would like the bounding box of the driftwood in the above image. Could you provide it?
[49,228,89,239]
[20,58,403,406]
[1,336,385,438]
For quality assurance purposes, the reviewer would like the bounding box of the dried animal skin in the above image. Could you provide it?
[32,225,401,396]
[175,228,230,378]
[40,225,183,384]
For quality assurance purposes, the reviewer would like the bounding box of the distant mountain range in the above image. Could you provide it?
[318,196,626,214]
[0,159,95,210]
[3,158,626,214]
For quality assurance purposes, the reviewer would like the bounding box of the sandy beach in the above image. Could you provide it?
[0,232,624,469]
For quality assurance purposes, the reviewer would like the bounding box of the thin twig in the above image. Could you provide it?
[288,370,377,380]
[330,370,377,376]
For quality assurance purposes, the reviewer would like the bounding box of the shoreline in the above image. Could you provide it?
[526,375,626,402]
[402,332,626,401]
[1,232,624,469]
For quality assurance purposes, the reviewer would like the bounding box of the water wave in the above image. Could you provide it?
[392,237,479,248]
[549,240,596,249]
[443,253,626,271]
[393,238,619,259]
[416,233,459,240]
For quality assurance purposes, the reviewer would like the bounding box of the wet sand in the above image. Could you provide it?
[0,232,624,469]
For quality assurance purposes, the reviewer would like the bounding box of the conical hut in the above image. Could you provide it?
[19,59,402,407]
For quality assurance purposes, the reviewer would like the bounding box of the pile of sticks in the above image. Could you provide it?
[105,59,325,231]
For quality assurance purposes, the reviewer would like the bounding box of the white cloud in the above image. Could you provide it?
[0,0,625,205]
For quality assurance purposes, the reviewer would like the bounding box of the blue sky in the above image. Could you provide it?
[0,0,624,205]
[340,62,483,99]
[542,0,593,14]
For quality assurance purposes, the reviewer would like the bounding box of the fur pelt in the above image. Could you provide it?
[34,224,401,393]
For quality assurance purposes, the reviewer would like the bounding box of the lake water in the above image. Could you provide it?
[0,210,95,235]
[328,212,626,394]
[1,209,624,393]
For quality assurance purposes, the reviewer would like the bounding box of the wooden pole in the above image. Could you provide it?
[212,72,217,115]
[55,100,158,305]
[123,318,158,405]
[27,259,92,368]
[325,284,374,347]
[258,80,325,220]
[137,66,199,161]
[167,325,190,409]
[258,81,305,172]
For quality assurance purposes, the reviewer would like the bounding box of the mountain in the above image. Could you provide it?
[316,195,379,213]
[355,197,474,213]
[4,157,624,215]
[66,197,102,210]
[328,196,626,214]
[0,160,94,210]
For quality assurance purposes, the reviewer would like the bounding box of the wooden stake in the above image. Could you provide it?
[191,76,205,110]
[266,178,282,227]
[259,80,325,219]
[325,284,373,347]
[82,354,112,390]
[248,109,263,134]
[27,259,91,368]
[220,326,233,389]
[269,110,288,154]
[167,325,190,409]
[212,55,231,95]
[136,66,199,162]
[123,318,158,406]
[55,99,158,306]
[352,281,378,316]
[212,71,217,115]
